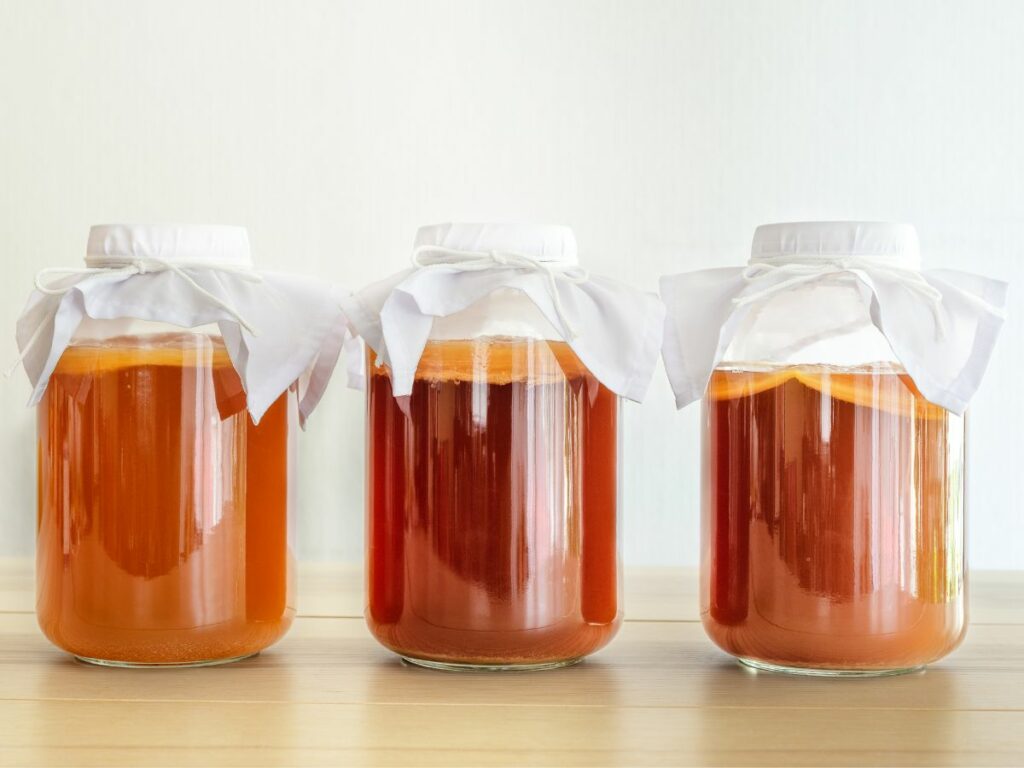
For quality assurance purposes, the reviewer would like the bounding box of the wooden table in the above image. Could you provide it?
[1,561,1022,767]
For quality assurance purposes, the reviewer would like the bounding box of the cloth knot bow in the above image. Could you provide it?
[411,244,589,339]
[7,259,264,378]
[33,258,263,334]
[734,255,950,338]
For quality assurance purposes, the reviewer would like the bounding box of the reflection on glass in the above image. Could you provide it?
[367,338,620,668]
[702,364,965,672]
[36,333,296,665]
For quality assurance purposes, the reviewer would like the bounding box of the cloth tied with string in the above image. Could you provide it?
[339,222,665,402]
[659,222,1008,414]
[15,224,352,424]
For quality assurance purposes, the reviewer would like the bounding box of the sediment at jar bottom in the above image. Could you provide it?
[701,606,967,673]
[36,334,297,664]
[702,364,966,671]
[368,619,622,668]
[367,339,621,665]
[40,614,296,666]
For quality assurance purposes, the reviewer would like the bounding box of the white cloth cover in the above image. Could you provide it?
[339,222,665,402]
[659,221,1008,415]
[15,224,350,424]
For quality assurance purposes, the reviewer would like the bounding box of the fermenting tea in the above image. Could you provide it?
[36,334,296,665]
[702,365,965,671]
[367,339,619,667]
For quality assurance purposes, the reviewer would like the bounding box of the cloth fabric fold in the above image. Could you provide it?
[15,224,350,425]
[340,222,665,403]
[660,222,1008,415]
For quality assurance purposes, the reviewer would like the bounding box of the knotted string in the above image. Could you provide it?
[733,255,952,338]
[410,244,589,339]
[35,258,262,332]
[7,259,263,378]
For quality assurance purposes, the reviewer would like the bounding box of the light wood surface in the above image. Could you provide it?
[1,562,1022,767]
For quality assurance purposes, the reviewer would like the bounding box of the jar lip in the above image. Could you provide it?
[414,222,578,265]
[85,224,252,269]
[751,222,921,269]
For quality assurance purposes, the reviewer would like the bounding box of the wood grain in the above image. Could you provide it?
[1,560,1022,767]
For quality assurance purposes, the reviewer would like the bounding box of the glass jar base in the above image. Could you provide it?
[737,657,925,678]
[74,652,259,669]
[400,655,583,672]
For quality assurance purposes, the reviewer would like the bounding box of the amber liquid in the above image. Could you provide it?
[366,339,621,667]
[702,365,966,672]
[37,334,296,665]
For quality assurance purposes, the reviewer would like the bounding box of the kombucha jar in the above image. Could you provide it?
[342,222,664,670]
[17,225,347,666]
[660,222,1007,676]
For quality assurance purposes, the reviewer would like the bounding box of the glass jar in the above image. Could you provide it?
[698,223,968,676]
[365,288,623,670]
[36,316,298,667]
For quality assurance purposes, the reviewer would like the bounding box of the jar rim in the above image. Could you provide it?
[751,221,920,269]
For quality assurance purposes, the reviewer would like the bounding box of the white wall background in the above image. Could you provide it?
[1,0,1021,569]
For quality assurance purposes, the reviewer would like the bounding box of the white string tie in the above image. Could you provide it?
[411,245,589,340]
[733,256,952,339]
[34,259,262,334]
[6,259,263,378]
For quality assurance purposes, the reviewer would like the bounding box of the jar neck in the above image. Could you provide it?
[721,282,900,369]
[427,288,562,342]
[71,317,223,344]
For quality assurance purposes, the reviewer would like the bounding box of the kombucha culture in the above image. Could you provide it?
[366,338,621,669]
[702,364,965,673]
[36,333,296,665]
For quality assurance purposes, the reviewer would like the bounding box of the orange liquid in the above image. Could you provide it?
[36,334,296,664]
[702,366,966,671]
[367,339,620,666]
